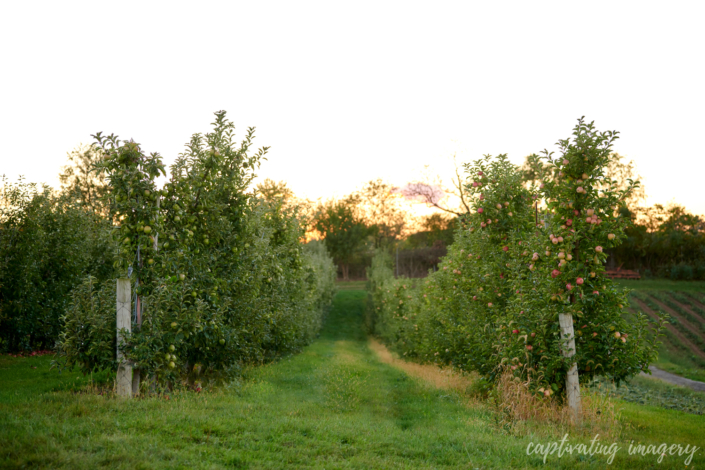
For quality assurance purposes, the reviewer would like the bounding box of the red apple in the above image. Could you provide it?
[566,283,573,291]
[478,207,484,213]
[576,277,584,285]
[503,246,509,252]
[551,269,561,278]
[512,329,519,334]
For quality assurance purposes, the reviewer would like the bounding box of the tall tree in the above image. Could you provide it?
[355,179,408,248]
[255,178,294,203]
[58,144,108,214]
[398,155,472,216]
[314,197,369,280]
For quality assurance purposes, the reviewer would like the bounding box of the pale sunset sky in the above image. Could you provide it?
[1,2,703,215]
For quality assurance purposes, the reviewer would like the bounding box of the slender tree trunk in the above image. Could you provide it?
[563,235,582,421]
[116,279,132,397]
[341,264,349,281]
[559,313,581,421]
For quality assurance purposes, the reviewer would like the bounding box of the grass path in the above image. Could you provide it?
[1,290,704,469]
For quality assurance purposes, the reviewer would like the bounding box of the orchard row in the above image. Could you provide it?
[367,118,666,401]
[52,112,337,387]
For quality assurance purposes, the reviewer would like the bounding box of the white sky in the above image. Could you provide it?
[1,1,704,215]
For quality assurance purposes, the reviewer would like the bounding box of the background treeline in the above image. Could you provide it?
[304,154,703,281]
[614,204,705,280]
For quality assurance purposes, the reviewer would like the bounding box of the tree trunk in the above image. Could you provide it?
[116,278,132,398]
[559,312,581,421]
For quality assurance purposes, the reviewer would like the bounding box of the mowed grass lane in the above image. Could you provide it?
[0,290,703,469]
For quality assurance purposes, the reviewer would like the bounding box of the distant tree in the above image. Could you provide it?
[58,144,108,214]
[405,213,457,249]
[314,197,370,280]
[355,179,408,248]
[399,155,472,216]
[256,178,294,203]
[603,153,646,208]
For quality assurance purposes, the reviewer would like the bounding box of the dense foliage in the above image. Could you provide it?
[367,119,666,399]
[0,179,115,352]
[613,204,705,279]
[54,112,336,385]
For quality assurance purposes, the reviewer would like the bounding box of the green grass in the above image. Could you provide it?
[615,278,705,292]
[334,280,367,290]
[592,374,705,415]
[1,291,704,469]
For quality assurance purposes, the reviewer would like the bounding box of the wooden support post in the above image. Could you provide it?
[117,278,132,397]
[559,312,581,421]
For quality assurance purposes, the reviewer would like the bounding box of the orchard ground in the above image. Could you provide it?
[1,287,704,469]
[613,279,705,383]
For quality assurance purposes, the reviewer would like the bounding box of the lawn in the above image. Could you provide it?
[615,278,705,293]
[1,289,704,469]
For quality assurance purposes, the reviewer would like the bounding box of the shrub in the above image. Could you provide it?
[670,263,694,281]
[0,179,115,352]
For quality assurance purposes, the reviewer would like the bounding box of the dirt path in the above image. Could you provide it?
[368,337,475,394]
[631,297,705,360]
[642,366,705,392]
